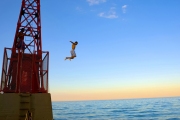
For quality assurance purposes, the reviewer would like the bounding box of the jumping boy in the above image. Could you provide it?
[65,41,78,61]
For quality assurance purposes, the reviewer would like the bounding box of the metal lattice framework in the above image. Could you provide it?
[0,0,49,93]
[13,0,42,53]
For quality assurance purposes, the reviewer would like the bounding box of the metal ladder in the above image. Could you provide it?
[19,93,32,120]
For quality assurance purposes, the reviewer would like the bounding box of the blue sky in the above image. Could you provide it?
[0,0,180,101]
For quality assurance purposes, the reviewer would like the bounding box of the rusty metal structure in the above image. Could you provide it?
[0,0,49,93]
[0,1,53,119]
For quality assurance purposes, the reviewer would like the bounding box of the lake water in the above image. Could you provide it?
[52,97,180,120]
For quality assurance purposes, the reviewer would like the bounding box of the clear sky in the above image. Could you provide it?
[0,0,180,101]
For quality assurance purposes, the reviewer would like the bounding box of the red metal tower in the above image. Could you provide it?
[0,0,49,93]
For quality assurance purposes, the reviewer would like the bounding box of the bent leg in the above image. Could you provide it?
[65,57,74,61]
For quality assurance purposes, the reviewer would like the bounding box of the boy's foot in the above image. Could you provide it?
[65,57,67,60]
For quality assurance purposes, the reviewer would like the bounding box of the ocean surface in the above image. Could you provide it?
[52,97,180,120]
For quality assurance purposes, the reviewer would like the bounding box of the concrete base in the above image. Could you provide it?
[0,93,53,120]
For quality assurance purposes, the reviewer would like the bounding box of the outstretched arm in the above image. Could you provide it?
[25,33,31,36]
[25,32,31,36]
[24,29,31,36]
[70,41,74,44]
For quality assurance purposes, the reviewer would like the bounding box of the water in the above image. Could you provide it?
[52,97,180,120]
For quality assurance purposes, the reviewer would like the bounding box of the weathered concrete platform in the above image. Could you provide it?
[0,93,53,120]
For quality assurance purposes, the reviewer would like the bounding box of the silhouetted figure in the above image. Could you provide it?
[16,28,30,52]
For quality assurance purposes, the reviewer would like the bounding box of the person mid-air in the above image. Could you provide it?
[65,41,78,61]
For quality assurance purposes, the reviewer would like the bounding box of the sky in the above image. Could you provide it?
[0,0,180,101]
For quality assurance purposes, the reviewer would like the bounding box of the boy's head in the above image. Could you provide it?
[75,41,78,45]
[20,28,25,32]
